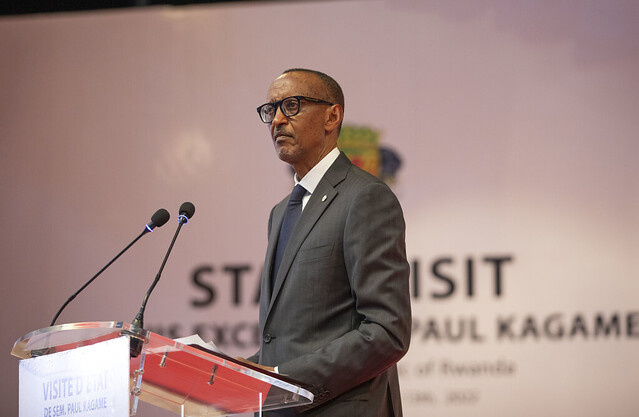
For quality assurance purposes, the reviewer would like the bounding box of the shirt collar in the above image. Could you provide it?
[294,147,340,195]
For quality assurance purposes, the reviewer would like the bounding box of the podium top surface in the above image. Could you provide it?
[12,321,313,416]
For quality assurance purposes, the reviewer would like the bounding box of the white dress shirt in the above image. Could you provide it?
[294,147,340,211]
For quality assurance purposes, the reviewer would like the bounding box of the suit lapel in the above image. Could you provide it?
[267,152,351,314]
[263,202,286,302]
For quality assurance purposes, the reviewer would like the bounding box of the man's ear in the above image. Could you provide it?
[325,104,344,133]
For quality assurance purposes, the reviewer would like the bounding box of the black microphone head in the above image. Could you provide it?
[179,202,195,219]
[147,208,170,231]
[151,208,171,227]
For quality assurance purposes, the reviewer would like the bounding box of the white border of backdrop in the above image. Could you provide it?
[1,1,638,416]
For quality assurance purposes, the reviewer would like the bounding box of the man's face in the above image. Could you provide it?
[266,72,334,177]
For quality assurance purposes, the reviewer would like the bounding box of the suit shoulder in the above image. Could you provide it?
[347,161,387,184]
[344,161,396,195]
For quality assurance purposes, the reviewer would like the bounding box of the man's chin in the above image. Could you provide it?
[276,146,298,165]
[277,153,296,166]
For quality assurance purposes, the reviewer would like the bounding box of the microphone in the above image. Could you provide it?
[147,208,171,232]
[130,202,195,356]
[50,208,170,327]
[178,201,196,224]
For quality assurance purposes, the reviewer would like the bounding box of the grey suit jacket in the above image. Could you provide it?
[251,152,411,417]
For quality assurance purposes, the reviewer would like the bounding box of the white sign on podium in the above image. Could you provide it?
[19,336,130,417]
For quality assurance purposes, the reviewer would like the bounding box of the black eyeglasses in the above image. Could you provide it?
[257,96,334,123]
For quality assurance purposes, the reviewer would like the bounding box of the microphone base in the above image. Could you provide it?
[127,314,145,357]
[128,336,145,358]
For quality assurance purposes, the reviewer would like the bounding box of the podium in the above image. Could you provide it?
[11,322,313,416]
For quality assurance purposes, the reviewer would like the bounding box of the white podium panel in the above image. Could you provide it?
[19,336,130,417]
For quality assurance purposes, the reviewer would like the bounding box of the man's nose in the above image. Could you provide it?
[271,106,288,125]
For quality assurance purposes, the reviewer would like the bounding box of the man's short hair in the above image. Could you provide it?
[282,68,345,111]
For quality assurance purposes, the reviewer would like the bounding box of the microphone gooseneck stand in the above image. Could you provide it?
[50,208,170,327]
[130,202,195,357]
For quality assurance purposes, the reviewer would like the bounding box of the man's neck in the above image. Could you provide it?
[294,147,340,194]
[294,145,338,179]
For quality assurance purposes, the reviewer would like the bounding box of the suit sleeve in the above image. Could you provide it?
[277,180,411,405]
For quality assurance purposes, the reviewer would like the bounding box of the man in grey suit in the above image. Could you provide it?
[245,68,411,416]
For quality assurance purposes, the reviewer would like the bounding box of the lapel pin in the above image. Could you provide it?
[322,195,327,202]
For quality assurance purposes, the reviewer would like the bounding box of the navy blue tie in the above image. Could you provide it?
[272,184,307,291]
